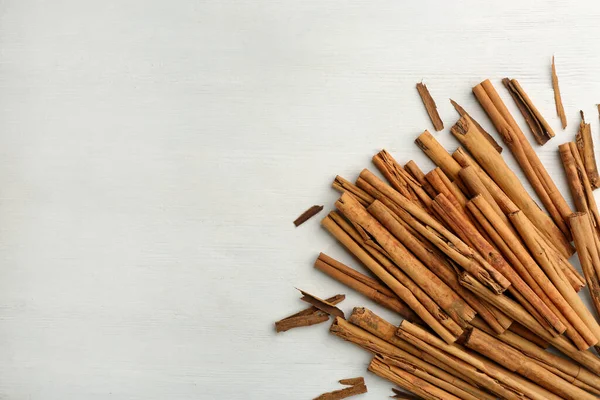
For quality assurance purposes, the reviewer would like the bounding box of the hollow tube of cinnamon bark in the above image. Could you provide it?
[458,271,600,376]
[450,114,574,257]
[433,193,565,337]
[403,160,437,199]
[397,320,563,400]
[332,175,374,207]
[468,196,591,348]
[367,199,511,333]
[348,308,487,393]
[414,130,462,181]
[509,210,600,347]
[576,112,600,189]
[569,213,600,321]
[321,213,460,343]
[330,317,485,400]
[336,194,468,333]
[469,317,600,394]
[368,356,461,400]
[473,79,573,239]
[462,327,597,400]
[373,150,431,209]
[314,253,420,321]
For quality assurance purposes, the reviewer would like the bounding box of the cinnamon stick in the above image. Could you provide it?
[403,160,437,198]
[275,294,345,332]
[450,114,574,257]
[472,80,573,242]
[552,56,567,129]
[449,98,502,152]
[333,176,375,207]
[368,356,460,400]
[397,320,562,400]
[414,130,461,181]
[298,289,345,319]
[314,253,420,321]
[462,327,596,400]
[569,213,600,321]
[294,205,324,226]
[314,377,367,400]
[468,196,590,348]
[433,193,565,337]
[416,83,444,131]
[502,78,555,145]
[575,111,600,189]
[321,213,462,343]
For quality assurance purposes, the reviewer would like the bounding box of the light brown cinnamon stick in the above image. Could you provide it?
[414,130,461,181]
[552,56,567,129]
[575,111,600,189]
[333,176,375,207]
[275,294,345,332]
[321,213,461,343]
[472,80,573,243]
[449,99,502,152]
[404,160,437,198]
[416,83,444,131]
[369,356,460,400]
[462,327,596,400]
[502,78,555,145]
[314,377,367,400]
[314,253,420,321]
[450,114,574,257]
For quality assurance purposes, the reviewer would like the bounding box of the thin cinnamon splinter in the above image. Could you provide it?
[298,289,345,318]
[449,99,502,152]
[390,388,421,399]
[275,294,345,332]
[502,78,555,145]
[552,56,567,129]
[576,111,600,189]
[294,205,324,226]
[416,83,444,131]
[314,377,368,400]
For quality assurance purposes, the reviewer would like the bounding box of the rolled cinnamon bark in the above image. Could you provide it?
[397,320,562,400]
[433,193,565,337]
[368,356,461,400]
[462,327,597,400]
[322,211,460,343]
[473,80,573,241]
[415,130,462,181]
[509,210,600,348]
[468,195,591,347]
[569,213,600,321]
[450,114,574,257]
[314,253,420,321]
[404,160,437,198]
[576,112,600,189]
[332,175,374,207]
[458,272,600,375]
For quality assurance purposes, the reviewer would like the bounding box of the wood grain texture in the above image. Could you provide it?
[1,1,600,399]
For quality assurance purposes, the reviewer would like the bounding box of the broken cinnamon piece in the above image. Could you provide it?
[416,83,444,131]
[298,289,345,318]
[552,56,567,129]
[274,294,345,332]
[449,99,502,152]
[338,377,365,386]
[294,205,324,226]
[502,78,555,145]
[575,111,600,189]
[314,377,368,400]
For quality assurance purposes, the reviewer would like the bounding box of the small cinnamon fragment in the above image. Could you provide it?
[416,83,444,131]
[298,289,345,319]
[314,377,368,400]
[449,99,502,152]
[274,294,345,332]
[552,56,567,129]
[502,78,555,145]
[390,389,421,399]
[294,205,324,226]
[575,111,600,189]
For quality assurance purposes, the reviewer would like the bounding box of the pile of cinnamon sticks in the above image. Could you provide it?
[296,77,600,399]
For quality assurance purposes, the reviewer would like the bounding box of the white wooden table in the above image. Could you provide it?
[1,1,600,398]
